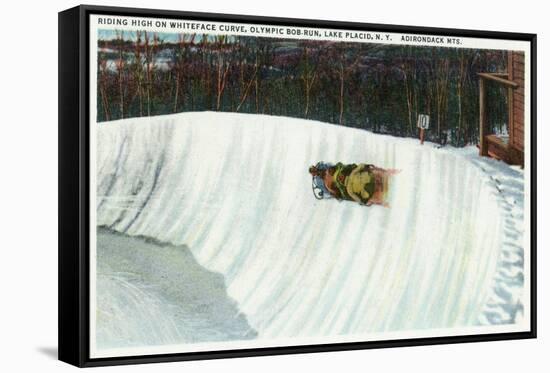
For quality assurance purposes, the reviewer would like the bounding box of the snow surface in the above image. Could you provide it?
[95,112,525,345]
[95,227,256,349]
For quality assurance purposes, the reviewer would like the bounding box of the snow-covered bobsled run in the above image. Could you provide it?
[95,112,525,346]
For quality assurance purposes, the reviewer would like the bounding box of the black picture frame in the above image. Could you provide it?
[59,4,537,367]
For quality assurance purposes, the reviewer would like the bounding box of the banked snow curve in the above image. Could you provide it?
[96,112,523,341]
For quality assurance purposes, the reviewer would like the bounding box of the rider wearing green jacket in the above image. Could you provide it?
[309,162,397,206]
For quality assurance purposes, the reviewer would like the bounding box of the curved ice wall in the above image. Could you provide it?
[96,112,524,340]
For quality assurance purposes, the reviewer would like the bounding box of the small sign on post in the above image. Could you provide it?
[417,114,430,145]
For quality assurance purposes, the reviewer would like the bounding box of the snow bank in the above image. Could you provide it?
[95,112,524,340]
[95,227,256,349]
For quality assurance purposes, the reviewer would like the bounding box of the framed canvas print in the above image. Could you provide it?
[58,4,537,367]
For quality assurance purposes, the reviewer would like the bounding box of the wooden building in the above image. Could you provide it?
[478,51,525,166]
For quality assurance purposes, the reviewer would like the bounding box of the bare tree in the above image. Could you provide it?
[401,47,419,135]
[235,39,259,112]
[456,49,478,144]
[133,31,144,117]
[143,32,160,116]
[428,49,451,140]
[115,30,125,119]
[172,33,196,113]
[300,44,321,118]
[98,57,111,121]
[199,35,213,110]
[331,43,364,125]
[254,38,274,114]
[213,36,232,111]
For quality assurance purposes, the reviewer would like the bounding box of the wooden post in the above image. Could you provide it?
[476,71,519,162]
[508,86,514,148]
[479,78,487,156]
[417,114,429,145]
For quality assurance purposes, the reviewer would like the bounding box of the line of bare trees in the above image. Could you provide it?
[97,32,508,146]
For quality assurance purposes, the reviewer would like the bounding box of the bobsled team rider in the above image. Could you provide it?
[309,162,398,207]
